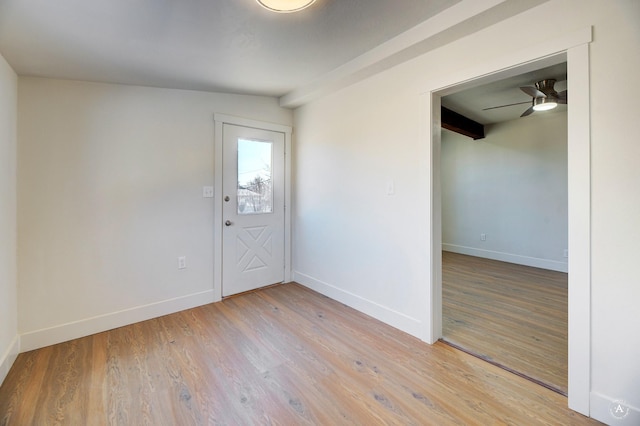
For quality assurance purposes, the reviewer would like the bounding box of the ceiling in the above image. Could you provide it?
[0,0,558,120]
[0,0,461,97]
[442,62,568,125]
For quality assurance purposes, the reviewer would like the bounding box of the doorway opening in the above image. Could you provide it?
[422,33,592,415]
[438,63,569,394]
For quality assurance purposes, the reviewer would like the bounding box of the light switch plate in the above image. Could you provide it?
[203,186,214,198]
[386,180,395,195]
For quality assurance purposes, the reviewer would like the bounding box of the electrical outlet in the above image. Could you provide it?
[202,186,214,198]
[563,249,568,258]
[178,256,186,269]
[480,233,487,241]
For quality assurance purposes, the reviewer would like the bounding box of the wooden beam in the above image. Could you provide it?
[441,106,485,140]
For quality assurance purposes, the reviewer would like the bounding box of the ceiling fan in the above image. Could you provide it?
[483,79,568,117]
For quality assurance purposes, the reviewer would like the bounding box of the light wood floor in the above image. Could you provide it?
[0,283,598,425]
[442,251,568,395]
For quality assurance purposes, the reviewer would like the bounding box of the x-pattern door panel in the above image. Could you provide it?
[237,226,272,272]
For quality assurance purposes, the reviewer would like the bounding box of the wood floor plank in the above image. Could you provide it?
[442,251,568,394]
[1,282,598,425]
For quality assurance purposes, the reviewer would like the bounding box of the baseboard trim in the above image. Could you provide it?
[20,290,216,352]
[590,391,639,424]
[0,334,20,386]
[293,271,422,339]
[442,244,568,273]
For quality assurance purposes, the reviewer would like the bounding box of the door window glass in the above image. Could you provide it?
[237,139,273,214]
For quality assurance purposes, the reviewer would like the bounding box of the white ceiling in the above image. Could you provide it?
[0,0,461,97]
[0,0,558,119]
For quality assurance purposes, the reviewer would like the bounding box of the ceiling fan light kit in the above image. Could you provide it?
[532,97,558,111]
[256,0,316,13]
[520,78,567,117]
[484,78,567,118]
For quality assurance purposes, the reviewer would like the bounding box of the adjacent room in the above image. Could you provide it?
[439,63,569,394]
[1,0,639,424]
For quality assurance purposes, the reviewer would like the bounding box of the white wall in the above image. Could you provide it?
[0,52,18,385]
[293,0,640,423]
[17,78,292,350]
[293,77,430,337]
[441,112,568,272]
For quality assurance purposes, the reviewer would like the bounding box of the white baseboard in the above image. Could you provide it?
[293,271,423,339]
[0,334,20,386]
[20,290,216,352]
[590,391,640,425]
[442,244,568,273]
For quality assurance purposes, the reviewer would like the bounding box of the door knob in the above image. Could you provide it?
[225,220,232,226]
[224,195,230,202]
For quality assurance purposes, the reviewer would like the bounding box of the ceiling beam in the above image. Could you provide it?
[279,0,550,108]
[441,106,485,140]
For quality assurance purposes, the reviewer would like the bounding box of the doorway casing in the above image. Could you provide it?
[419,27,592,415]
[213,113,293,302]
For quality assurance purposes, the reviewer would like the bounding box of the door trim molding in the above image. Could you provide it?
[213,114,293,302]
[419,27,592,415]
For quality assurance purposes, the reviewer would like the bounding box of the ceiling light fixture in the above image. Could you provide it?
[532,96,558,111]
[256,0,316,13]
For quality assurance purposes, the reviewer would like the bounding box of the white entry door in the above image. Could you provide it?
[222,123,285,297]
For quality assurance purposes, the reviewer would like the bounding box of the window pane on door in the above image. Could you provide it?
[237,138,273,215]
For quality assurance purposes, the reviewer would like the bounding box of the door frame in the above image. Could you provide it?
[213,113,292,301]
[419,27,592,415]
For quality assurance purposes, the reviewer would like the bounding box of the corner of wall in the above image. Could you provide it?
[0,51,19,388]
[0,334,19,386]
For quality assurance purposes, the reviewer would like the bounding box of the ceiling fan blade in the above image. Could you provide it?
[557,90,567,104]
[520,106,535,117]
[482,101,531,111]
[520,86,545,98]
